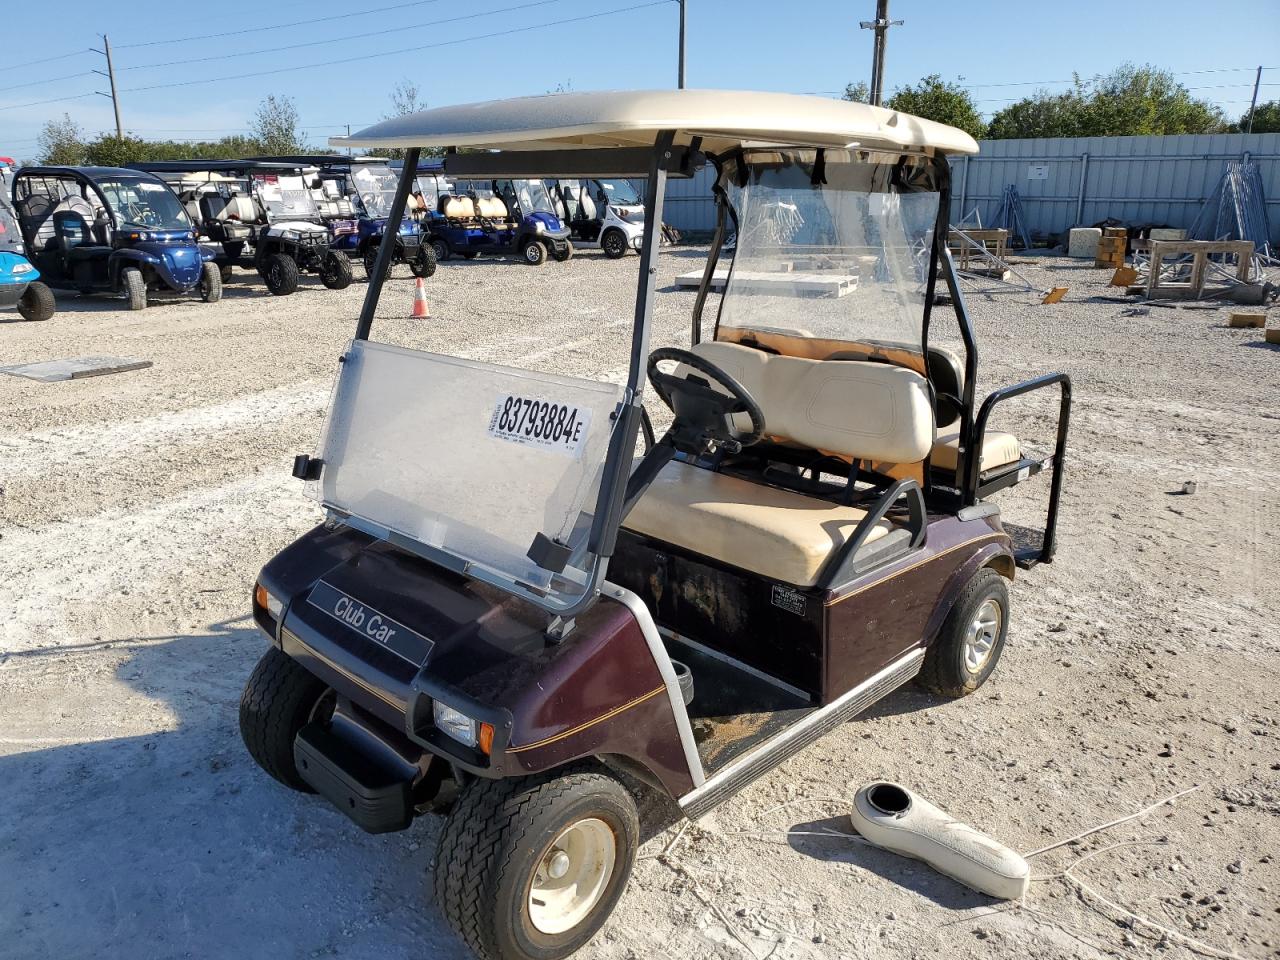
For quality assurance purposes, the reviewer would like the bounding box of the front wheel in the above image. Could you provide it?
[551,242,573,263]
[200,261,223,303]
[409,243,437,278]
[239,647,331,792]
[434,766,639,960]
[320,250,353,289]
[430,238,451,263]
[122,267,146,310]
[918,566,1010,698]
[16,281,55,321]
[260,252,300,296]
[522,240,547,266]
[601,229,627,259]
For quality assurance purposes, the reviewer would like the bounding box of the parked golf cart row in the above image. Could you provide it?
[131,160,359,296]
[408,160,645,263]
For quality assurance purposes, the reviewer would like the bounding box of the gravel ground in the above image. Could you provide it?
[1,248,1277,960]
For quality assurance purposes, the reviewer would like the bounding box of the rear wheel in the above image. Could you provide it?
[260,252,300,296]
[409,244,437,278]
[223,240,245,262]
[239,647,332,792]
[16,281,55,321]
[219,263,234,284]
[200,261,223,303]
[430,238,451,263]
[434,766,639,960]
[320,250,353,289]
[461,251,478,260]
[918,567,1010,698]
[522,240,547,266]
[601,229,627,259]
[122,267,146,310]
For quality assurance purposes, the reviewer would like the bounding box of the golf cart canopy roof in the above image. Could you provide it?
[330,89,979,157]
[128,160,311,175]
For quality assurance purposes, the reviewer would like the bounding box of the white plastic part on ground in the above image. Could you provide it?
[849,781,1031,900]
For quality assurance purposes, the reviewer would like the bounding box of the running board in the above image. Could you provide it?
[677,649,924,820]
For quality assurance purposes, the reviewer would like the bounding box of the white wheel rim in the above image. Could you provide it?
[528,817,616,936]
[963,598,1002,672]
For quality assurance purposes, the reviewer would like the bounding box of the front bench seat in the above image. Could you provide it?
[624,341,934,587]
[625,460,892,587]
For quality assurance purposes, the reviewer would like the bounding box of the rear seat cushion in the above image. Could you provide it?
[443,196,475,219]
[688,341,935,465]
[623,459,891,587]
[931,430,1020,472]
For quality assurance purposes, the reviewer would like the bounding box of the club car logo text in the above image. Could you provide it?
[307,581,434,666]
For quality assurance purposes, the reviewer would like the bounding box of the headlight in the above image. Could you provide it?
[253,582,284,621]
[534,220,546,233]
[434,701,477,747]
[12,262,33,274]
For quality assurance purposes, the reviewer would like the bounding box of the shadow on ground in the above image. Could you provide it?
[0,618,468,960]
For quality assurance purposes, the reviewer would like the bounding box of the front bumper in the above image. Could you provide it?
[0,283,27,308]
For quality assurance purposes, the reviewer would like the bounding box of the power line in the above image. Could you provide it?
[0,91,97,112]
[116,1,671,95]
[116,0,445,49]
[0,71,95,95]
[0,48,90,75]
[120,0,566,72]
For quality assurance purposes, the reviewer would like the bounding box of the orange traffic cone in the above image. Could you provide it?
[411,277,430,318]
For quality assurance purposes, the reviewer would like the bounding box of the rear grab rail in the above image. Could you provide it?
[966,372,1072,565]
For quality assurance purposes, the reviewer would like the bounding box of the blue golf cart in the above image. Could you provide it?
[415,161,573,265]
[0,189,55,321]
[10,166,222,310]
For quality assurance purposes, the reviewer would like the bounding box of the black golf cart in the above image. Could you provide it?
[239,91,1070,960]
[11,166,222,310]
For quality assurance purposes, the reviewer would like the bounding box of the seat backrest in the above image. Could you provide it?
[688,341,934,464]
[476,195,507,219]
[927,345,965,429]
[443,195,474,219]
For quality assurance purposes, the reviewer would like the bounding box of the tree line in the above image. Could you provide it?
[844,64,1279,140]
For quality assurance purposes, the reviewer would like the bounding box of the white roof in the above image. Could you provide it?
[330,89,979,157]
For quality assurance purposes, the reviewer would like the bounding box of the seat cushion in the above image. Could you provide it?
[931,430,1020,472]
[623,460,891,587]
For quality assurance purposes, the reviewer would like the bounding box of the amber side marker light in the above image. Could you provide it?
[478,723,495,756]
[254,582,270,611]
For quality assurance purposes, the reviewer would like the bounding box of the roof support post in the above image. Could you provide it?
[587,131,675,561]
[355,147,420,341]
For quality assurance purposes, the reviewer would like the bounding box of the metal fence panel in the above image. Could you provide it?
[660,133,1280,244]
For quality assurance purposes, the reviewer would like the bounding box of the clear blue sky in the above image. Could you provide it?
[2,0,1277,160]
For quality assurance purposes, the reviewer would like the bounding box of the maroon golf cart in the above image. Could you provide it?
[239,90,1070,960]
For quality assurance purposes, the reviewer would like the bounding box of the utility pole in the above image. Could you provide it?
[1245,65,1263,134]
[677,0,687,89]
[91,34,124,138]
[859,0,903,107]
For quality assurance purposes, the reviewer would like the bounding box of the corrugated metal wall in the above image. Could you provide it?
[662,133,1280,244]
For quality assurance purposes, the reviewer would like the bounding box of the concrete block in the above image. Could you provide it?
[1229,312,1266,328]
[1068,227,1101,258]
[1149,228,1188,241]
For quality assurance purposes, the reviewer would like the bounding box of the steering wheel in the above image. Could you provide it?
[646,347,766,451]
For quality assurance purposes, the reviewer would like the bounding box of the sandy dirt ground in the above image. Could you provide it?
[1,249,1277,960]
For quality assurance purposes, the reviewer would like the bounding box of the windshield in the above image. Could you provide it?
[253,174,320,220]
[414,173,450,211]
[0,197,23,253]
[350,163,399,218]
[97,177,191,231]
[717,150,940,360]
[596,178,641,206]
[511,179,555,216]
